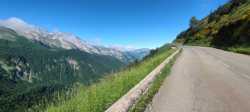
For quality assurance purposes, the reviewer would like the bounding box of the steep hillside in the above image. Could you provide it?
[0,27,126,112]
[0,17,151,111]
[175,0,250,54]
[44,44,175,112]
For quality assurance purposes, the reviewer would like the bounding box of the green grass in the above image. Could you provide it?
[44,46,175,112]
[0,28,126,112]
[228,46,250,55]
[129,50,180,112]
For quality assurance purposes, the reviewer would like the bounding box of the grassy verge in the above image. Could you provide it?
[129,50,180,112]
[227,46,250,55]
[44,46,176,112]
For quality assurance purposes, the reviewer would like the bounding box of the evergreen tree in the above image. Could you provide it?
[189,16,199,28]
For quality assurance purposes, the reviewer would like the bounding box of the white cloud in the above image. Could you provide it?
[109,44,137,51]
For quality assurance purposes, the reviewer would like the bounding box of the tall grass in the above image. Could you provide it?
[129,50,180,112]
[45,46,175,112]
[129,63,172,112]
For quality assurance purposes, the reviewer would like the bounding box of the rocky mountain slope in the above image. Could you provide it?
[0,18,149,111]
[174,0,250,54]
[0,17,150,63]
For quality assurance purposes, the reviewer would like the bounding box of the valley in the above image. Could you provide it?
[0,20,149,111]
[0,0,249,112]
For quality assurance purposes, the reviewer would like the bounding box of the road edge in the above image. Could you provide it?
[105,48,181,112]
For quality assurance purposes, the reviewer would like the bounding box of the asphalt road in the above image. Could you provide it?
[147,46,250,112]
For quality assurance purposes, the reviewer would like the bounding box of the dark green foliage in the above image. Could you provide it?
[189,16,200,28]
[212,18,250,47]
[174,0,250,54]
[228,46,250,54]
[0,28,125,112]
[208,3,232,22]
[208,0,249,22]
[231,0,249,6]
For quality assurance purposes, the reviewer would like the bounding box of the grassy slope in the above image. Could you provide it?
[228,46,250,54]
[175,0,250,54]
[45,45,175,112]
[129,50,179,112]
[0,27,125,112]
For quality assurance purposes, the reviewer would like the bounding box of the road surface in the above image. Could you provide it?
[147,46,250,112]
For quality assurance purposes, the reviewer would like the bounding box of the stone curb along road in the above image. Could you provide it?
[105,48,181,112]
[148,46,250,112]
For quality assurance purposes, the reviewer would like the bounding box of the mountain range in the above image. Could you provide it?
[0,18,150,112]
[0,17,150,63]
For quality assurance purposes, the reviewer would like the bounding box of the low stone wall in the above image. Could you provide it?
[105,49,181,112]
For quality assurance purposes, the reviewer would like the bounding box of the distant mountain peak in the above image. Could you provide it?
[0,17,150,63]
[6,17,27,25]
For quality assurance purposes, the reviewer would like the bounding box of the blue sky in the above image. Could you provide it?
[0,0,228,48]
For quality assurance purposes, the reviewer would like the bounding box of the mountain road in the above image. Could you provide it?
[147,46,250,112]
